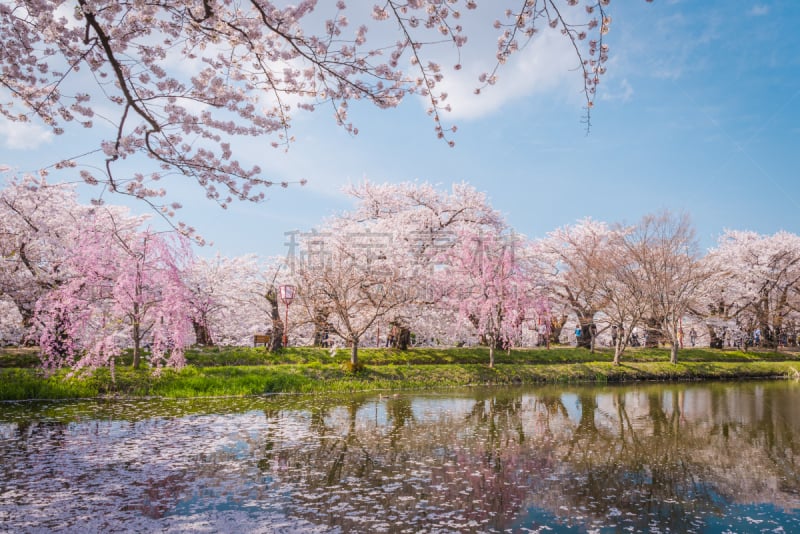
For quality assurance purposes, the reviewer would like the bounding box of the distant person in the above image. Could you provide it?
[611,325,618,347]
[689,328,697,347]
[574,325,582,346]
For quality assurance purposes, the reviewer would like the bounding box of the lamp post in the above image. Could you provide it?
[279,284,296,347]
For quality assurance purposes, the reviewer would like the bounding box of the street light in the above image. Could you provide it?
[279,284,296,347]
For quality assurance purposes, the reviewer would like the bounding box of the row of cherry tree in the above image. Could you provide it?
[3,177,799,369]
[284,183,800,366]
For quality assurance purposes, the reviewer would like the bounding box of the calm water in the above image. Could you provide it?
[2,381,800,533]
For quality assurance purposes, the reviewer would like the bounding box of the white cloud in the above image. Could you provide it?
[749,5,769,16]
[428,29,583,121]
[0,119,54,150]
[601,78,634,103]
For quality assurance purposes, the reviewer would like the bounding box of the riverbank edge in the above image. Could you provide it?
[3,360,799,401]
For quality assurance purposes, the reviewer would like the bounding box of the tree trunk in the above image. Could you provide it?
[756,293,774,348]
[269,320,283,352]
[192,319,214,346]
[397,327,411,350]
[387,323,412,350]
[266,286,283,352]
[706,324,723,349]
[548,315,568,345]
[577,318,594,349]
[132,315,141,370]
[312,308,331,347]
[312,323,329,347]
[489,343,495,368]
[670,343,678,364]
[761,323,778,349]
[644,317,662,348]
[613,342,621,365]
[18,303,35,332]
[132,267,143,369]
[350,338,359,366]
[773,289,789,348]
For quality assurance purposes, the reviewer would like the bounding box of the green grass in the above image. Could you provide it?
[184,345,800,366]
[0,368,104,399]
[1,345,799,401]
[7,345,800,368]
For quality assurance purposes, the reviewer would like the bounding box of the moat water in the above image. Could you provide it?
[2,380,800,532]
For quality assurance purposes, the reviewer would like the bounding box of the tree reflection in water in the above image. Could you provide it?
[1,382,800,532]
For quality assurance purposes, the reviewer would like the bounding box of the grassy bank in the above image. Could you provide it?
[2,346,799,401]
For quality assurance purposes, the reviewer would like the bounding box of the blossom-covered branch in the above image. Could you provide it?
[1,1,623,212]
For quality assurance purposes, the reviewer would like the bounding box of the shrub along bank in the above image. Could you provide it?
[1,346,799,401]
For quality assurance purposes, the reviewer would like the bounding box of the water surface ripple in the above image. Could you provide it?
[2,381,799,532]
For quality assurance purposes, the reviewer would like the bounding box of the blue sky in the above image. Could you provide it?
[1,0,798,259]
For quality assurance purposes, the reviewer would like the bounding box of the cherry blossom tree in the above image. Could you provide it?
[691,256,740,350]
[292,181,541,356]
[536,218,616,350]
[35,223,193,371]
[343,181,504,234]
[0,1,618,216]
[183,253,279,347]
[443,229,533,367]
[705,230,800,349]
[340,180,505,347]
[622,211,709,364]
[292,217,409,366]
[1,174,89,328]
[1,173,147,339]
[594,227,648,364]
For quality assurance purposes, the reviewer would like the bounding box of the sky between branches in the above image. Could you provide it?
[0,0,797,258]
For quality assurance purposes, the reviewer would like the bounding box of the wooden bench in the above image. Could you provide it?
[253,334,271,348]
